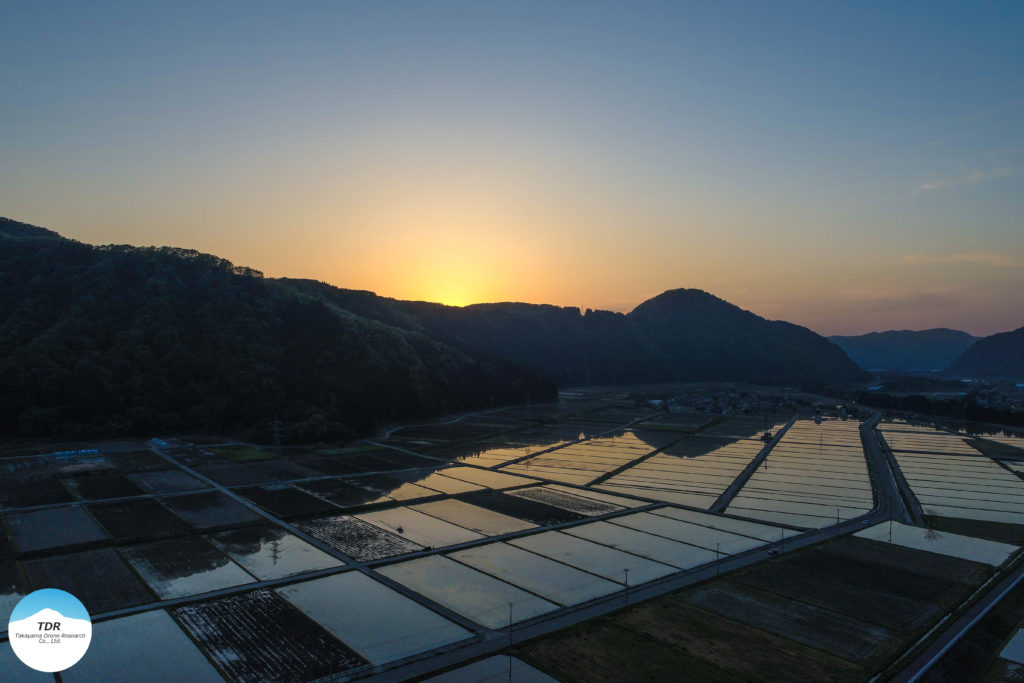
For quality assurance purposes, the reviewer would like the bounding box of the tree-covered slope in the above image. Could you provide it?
[288,283,868,388]
[2,217,870,439]
[0,220,554,438]
[626,289,868,386]
[946,327,1024,378]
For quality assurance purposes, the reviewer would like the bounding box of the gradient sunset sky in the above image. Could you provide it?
[2,2,1022,336]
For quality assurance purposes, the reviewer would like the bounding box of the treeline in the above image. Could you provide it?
[0,222,554,440]
[856,392,1024,429]
[1,216,871,442]
[284,283,869,389]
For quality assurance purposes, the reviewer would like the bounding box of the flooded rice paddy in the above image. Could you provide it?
[8,408,1014,681]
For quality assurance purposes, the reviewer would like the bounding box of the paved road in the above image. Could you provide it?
[859,414,913,525]
[869,421,925,525]
[710,415,797,513]
[380,405,521,439]
[890,557,1024,682]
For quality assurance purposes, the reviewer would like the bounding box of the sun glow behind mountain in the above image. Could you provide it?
[1,3,1022,334]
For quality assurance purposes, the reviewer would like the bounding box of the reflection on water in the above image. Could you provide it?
[0,561,24,623]
[62,610,224,683]
[209,525,343,579]
[278,572,471,665]
[121,536,255,599]
[449,542,619,606]
[159,491,262,529]
[378,555,558,629]
[509,531,677,585]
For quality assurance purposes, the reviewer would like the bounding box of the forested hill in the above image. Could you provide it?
[2,218,867,439]
[283,283,869,387]
[0,219,555,439]
[946,327,1024,378]
[829,328,978,372]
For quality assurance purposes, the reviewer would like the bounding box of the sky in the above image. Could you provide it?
[2,2,1022,336]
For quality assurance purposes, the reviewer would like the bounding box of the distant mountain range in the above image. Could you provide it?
[0,216,872,438]
[828,329,979,372]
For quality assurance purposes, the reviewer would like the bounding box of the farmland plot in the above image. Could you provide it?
[87,498,191,541]
[411,499,537,536]
[457,490,585,526]
[294,478,387,508]
[564,521,717,569]
[357,507,483,548]
[62,610,223,683]
[236,485,337,517]
[209,525,343,579]
[726,419,872,528]
[278,572,471,665]
[509,531,677,584]
[296,514,423,561]
[159,491,263,529]
[174,590,368,682]
[62,473,144,500]
[500,430,669,486]
[599,437,763,509]
[450,542,619,605]
[856,521,1018,566]
[122,536,254,599]
[5,506,108,552]
[378,555,558,629]
[884,429,1024,524]
[127,469,208,494]
[20,548,153,613]
[0,475,75,509]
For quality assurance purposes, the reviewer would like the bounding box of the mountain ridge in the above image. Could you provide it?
[947,326,1024,378]
[2,217,867,438]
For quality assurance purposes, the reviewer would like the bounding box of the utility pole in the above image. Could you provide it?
[273,416,283,483]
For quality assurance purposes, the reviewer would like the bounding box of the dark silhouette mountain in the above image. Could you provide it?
[0,219,554,439]
[286,283,868,387]
[1,218,867,438]
[0,216,61,240]
[828,329,979,372]
[628,289,868,385]
[947,327,1024,378]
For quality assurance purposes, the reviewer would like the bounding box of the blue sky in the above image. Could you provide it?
[9,588,91,623]
[2,2,1022,334]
